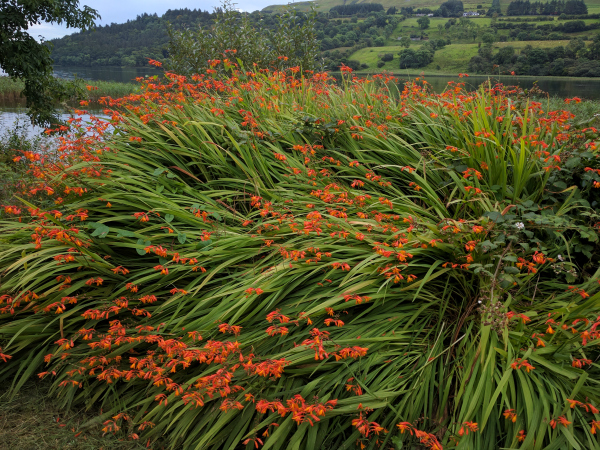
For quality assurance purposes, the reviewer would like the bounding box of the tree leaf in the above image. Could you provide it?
[90,223,110,238]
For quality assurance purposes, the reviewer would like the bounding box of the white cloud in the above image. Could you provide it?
[29,23,70,41]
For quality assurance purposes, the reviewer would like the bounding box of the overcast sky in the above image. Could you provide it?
[28,0,291,41]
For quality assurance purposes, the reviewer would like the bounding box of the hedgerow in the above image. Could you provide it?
[1,64,600,450]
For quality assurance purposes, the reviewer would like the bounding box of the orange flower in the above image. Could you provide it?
[503,409,517,422]
[219,323,242,336]
[324,318,344,327]
[111,266,129,275]
[153,265,169,275]
[0,347,12,362]
[461,421,478,434]
[396,422,412,434]
[532,251,547,264]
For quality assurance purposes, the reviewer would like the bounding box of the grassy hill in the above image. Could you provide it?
[352,40,581,73]
[264,0,498,13]
[263,0,600,14]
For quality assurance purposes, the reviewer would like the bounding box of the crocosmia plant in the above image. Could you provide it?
[0,60,599,450]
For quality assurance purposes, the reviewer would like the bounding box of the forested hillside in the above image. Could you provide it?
[49,9,213,67]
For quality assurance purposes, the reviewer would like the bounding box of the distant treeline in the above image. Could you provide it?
[498,13,600,21]
[469,35,600,76]
[493,19,600,32]
[329,3,384,16]
[329,0,467,19]
[506,0,587,15]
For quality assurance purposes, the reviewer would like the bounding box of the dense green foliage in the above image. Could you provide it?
[0,67,599,449]
[487,0,503,16]
[166,1,319,75]
[398,38,448,68]
[0,123,55,207]
[506,0,588,15]
[398,46,435,67]
[434,0,465,17]
[469,34,600,75]
[49,9,213,67]
[0,0,99,126]
[329,3,384,16]
[418,16,431,29]
[493,18,600,34]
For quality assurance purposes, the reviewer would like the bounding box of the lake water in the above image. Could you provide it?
[394,74,600,100]
[49,66,600,100]
[52,66,163,83]
[2,66,600,135]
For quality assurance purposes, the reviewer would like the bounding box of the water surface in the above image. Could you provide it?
[397,74,600,100]
[52,66,163,83]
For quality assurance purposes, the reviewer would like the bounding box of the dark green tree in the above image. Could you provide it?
[0,0,99,126]
[398,47,434,68]
[589,33,600,60]
[481,32,496,44]
[486,0,501,16]
[417,16,430,29]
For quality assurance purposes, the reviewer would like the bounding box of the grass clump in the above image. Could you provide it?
[0,381,153,450]
[0,65,599,450]
[0,76,139,104]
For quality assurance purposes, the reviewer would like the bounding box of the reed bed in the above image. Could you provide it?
[0,76,139,103]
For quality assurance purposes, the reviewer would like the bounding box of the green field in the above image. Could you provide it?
[350,40,586,73]
[391,16,494,44]
[398,16,493,29]
[350,44,479,73]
